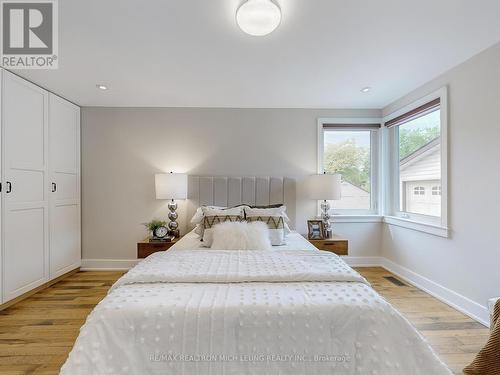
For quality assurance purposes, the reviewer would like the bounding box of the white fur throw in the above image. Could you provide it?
[211,221,272,250]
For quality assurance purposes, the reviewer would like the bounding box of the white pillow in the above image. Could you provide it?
[191,205,292,239]
[246,206,292,228]
[211,221,272,250]
[191,205,234,238]
[244,206,289,246]
[201,206,244,247]
[190,206,226,225]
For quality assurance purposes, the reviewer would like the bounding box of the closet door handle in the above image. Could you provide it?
[51,182,57,193]
[6,181,12,193]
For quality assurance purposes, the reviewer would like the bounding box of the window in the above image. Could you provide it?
[385,88,448,231]
[397,107,441,217]
[414,187,425,195]
[432,186,441,195]
[318,120,380,214]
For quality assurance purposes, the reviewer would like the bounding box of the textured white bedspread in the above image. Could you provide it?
[110,249,367,290]
[61,233,451,375]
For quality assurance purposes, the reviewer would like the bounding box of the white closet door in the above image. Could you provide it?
[0,69,3,304]
[49,94,80,279]
[2,71,49,302]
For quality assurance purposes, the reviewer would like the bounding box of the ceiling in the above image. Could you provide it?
[14,0,500,108]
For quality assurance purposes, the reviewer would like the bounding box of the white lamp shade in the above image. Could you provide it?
[307,174,341,200]
[155,173,188,200]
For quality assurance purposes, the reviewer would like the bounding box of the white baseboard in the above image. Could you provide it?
[340,256,489,327]
[342,256,383,267]
[80,259,139,271]
[380,257,490,327]
[80,255,490,327]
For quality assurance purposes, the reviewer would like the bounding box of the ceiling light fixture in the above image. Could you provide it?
[236,0,281,36]
[96,84,108,90]
[361,87,371,93]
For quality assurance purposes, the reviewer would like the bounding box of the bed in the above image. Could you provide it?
[61,231,450,375]
[61,177,451,374]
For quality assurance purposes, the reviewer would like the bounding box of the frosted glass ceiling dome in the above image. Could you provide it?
[236,0,282,36]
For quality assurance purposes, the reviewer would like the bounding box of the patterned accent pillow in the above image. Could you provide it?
[244,207,289,245]
[246,216,284,229]
[201,207,244,246]
[203,215,243,228]
[190,206,226,225]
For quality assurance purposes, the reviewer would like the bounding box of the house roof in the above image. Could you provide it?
[341,180,369,194]
[400,137,440,169]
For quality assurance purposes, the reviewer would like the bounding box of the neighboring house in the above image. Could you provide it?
[399,138,441,216]
[334,181,370,210]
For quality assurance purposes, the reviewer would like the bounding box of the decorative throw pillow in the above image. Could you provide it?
[191,205,235,237]
[201,206,244,246]
[244,206,289,245]
[190,206,225,225]
[211,221,272,250]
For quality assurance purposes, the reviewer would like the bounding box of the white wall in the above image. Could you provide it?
[382,42,500,322]
[81,108,381,261]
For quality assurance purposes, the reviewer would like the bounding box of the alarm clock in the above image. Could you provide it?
[153,226,169,239]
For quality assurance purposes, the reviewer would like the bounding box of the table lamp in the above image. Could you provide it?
[307,173,341,238]
[155,172,188,237]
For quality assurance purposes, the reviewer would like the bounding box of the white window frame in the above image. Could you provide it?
[317,118,382,216]
[383,87,448,237]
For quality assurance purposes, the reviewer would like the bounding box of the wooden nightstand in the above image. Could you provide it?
[307,236,348,255]
[137,237,181,259]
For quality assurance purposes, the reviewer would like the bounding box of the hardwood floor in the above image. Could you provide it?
[356,267,490,375]
[0,268,489,374]
[0,271,124,375]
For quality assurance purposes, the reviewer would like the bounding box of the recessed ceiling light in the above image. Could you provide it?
[236,0,281,37]
[361,87,371,93]
[96,84,108,90]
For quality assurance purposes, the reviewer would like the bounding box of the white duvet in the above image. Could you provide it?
[61,233,451,375]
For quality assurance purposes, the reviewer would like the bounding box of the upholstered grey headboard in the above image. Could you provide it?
[186,176,296,229]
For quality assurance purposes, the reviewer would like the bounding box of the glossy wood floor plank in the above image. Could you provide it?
[0,268,489,374]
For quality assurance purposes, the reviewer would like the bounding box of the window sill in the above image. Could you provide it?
[383,216,449,238]
[317,214,449,237]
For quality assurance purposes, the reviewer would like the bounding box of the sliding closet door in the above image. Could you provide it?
[49,94,80,279]
[2,71,49,302]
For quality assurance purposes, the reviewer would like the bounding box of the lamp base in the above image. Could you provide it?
[320,200,332,239]
[167,228,179,238]
[168,200,180,238]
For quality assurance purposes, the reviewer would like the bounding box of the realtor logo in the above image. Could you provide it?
[1,0,58,69]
